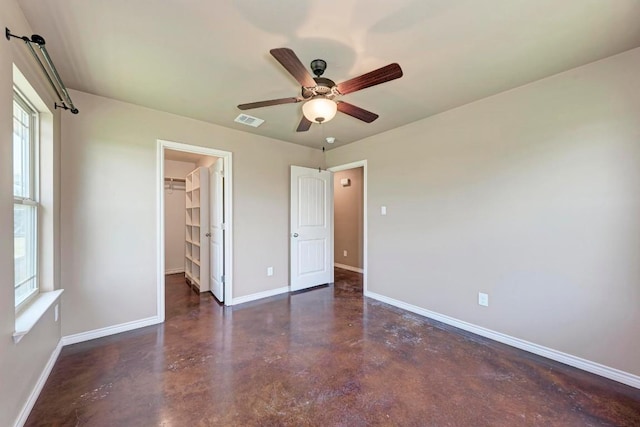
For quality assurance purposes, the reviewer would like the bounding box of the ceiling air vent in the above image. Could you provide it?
[234,113,264,128]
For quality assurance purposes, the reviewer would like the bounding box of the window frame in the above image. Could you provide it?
[13,88,40,311]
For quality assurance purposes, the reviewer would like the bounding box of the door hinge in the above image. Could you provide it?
[221,275,226,283]
[221,222,226,230]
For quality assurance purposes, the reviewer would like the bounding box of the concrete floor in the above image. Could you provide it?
[26,268,640,426]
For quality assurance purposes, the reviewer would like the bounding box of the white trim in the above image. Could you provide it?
[328,160,368,294]
[165,268,185,275]
[61,316,161,346]
[157,140,234,313]
[156,142,166,322]
[13,290,64,343]
[230,286,289,306]
[365,291,640,389]
[13,339,63,427]
[334,263,364,274]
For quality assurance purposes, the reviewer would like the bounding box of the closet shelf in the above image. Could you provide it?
[184,166,210,293]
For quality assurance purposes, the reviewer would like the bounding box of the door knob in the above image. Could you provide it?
[292,233,299,237]
[205,232,211,237]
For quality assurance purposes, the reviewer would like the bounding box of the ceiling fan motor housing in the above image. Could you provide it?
[302,77,337,99]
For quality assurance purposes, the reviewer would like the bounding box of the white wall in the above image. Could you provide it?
[60,89,324,337]
[164,159,195,274]
[0,0,63,425]
[327,47,640,378]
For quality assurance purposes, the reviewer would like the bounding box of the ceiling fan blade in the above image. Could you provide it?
[337,102,379,123]
[337,63,403,95]
[237,97,301,110]
[296,116,312,132]
[270,48,317,88]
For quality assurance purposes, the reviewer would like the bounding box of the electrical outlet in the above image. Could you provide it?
[381,206,387,215]
[267,267,273,276]
[343,250,348,257]
[54,304,59,322]
[478,292,489,307]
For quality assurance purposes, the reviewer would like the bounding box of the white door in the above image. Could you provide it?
[209,159,224,302]
[290,166,334,291]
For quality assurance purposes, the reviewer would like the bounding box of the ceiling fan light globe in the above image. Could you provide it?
[302,98,337,124]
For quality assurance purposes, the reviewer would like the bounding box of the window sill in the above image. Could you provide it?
[13,289,64,344]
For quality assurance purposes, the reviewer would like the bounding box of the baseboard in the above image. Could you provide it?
[334,263,364,274]
[231,286,290,306]
[365,290,640,389]
[165,268,184,275]
[14,339,63,427]
[61,316,162,346]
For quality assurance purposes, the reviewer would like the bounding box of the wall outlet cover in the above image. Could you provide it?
[478,292,489,307]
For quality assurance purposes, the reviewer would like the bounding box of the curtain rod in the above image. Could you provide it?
[6,27,78,114]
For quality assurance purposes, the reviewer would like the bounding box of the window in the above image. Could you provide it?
[13,90,39,308]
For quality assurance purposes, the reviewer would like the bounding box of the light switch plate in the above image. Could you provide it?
[381,206,387,215]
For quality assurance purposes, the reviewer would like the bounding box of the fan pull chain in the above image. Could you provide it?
[318,122,325,172]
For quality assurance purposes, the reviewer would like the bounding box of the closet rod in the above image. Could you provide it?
[165,177,186,183]
[6,27,79,114]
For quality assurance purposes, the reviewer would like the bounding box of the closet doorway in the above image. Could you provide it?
[157,140,233,320]
[328,160,367,294]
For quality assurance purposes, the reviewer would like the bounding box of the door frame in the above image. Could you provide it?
[156,139,234,320]
[327,160,368,294]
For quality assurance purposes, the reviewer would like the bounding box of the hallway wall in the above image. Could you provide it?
[334,168,363,270]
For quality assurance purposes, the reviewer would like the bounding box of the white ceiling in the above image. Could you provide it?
[17,0,640,150]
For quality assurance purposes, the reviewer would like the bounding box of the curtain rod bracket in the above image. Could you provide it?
[55,102,79,114]
[6,28,29,43]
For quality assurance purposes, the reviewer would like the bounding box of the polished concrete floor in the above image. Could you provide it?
[27,269,640,426]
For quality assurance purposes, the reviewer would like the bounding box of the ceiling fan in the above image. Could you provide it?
[237,48,403,132]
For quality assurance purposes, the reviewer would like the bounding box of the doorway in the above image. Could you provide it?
[328,161,368,294]
[157,140,233,322]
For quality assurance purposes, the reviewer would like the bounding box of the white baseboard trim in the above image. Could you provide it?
[231,286,290,306]
[365,290,640,389]
[165,268,185,275]
[334,263,364,274]
[14,339,63,427]
[61,316,162,346]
